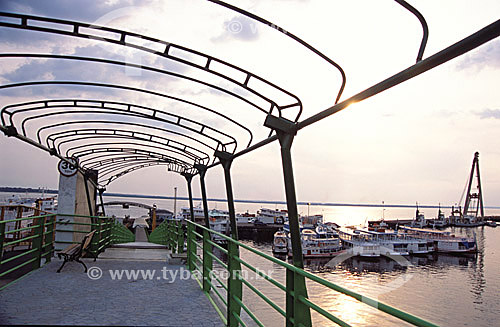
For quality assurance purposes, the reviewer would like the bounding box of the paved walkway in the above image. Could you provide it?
[0,255,222,326]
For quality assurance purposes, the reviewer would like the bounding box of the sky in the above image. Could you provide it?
[0,0,499,210]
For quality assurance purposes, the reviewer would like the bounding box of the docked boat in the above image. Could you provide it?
[180,204,205,223]
[208,209,230,243]
[236,211,255,224]
[485,221,497,227]
[359,227,432,255]
[272,230,288,254]
[410,206,428,228]
[288,228,343,258]
[429,207,448,228]
[338,228,381,258]
[254,208,287,224]
[399,226,477,253]
[454,214,485,227]
[300,214,323,229]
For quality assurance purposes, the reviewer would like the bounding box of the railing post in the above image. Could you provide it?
[186,221,195,271]
[264,115,312,327]
[43,214,55,262]
[202,229,211,293]
[195,164,212,292]
[214,150,242,326]
[32,215,45,270]
[0,221,5,264]
[177,220,184,254]
[227,239,243,326]
[92,218,101,256]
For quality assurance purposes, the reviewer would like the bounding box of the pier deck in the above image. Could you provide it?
[0,255,221,326]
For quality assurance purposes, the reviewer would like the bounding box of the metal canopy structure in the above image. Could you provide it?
[1,1,499,326]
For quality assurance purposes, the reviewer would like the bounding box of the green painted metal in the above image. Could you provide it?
[0,220,5,264]
[31,216,44,270]
[227,240,243,327]
[1,212,118,290]
[202,229,213,293]
[186,222,195,271]
[110,220,135,244]
[177,221,184,253]
[186,220,438,327]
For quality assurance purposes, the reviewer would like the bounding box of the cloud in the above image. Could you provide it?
[476,108,500,119]
[456,39,500,71]
[0,0,154,22]
[211,15,259,42]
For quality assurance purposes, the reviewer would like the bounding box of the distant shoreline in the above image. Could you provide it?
[2,186,500,209]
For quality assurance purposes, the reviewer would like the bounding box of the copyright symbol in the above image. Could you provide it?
[226,20,243,34]
[87,266,103,280]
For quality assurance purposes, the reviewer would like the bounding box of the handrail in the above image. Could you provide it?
[183,220,438,327]
[0,210,116,291]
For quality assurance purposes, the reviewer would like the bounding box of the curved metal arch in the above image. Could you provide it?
[97,158,182,179]
[65,140,202,166]
[35,120,220,158]
[0,12,304,121]
[2,99,244,152]
[46,128,209,163]
[85,155,173,171]
[0,53,273,121]
[18,109,236,155]
[66,143,195,166]
[208,0,346,104]
[0,84,251,152]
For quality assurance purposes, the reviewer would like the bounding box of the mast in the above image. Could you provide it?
[462,152,484,218]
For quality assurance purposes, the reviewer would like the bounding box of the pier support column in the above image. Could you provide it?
[214,150,242,326]
[214,150,238,240]
[194,164,210,229]
[181,172,195,222]
[56,168,97,251]
[264,114,312,327]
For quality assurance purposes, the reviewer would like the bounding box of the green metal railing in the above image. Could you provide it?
[0,208,119,290]
[149,219,184,254]
[174,220,438,327]
[0,208,57,291]
[110,220,135,244]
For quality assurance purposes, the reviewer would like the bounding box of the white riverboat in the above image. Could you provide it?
[208,209,230,244]
[272,230,288,254]
[254,208,287,224]
[288,228,343,258]
[399,226,477,254]
[359,227,433,255]
[338,228,381,258]
[180,204,205,223]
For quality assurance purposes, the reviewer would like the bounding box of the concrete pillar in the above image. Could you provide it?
[55,170,97,250]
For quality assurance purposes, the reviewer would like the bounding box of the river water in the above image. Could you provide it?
[2,192,499,326]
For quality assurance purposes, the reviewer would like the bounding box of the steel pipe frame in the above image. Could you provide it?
[50,133,207,164]
[35,119,220,159]
[0,13,303,121]
[66,142,197,166]
[3,102,236,155]
[1,98,241,151]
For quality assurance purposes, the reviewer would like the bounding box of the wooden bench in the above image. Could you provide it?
[57,230,97,273]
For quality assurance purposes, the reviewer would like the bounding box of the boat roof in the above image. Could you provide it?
[359,228,398,235]
[399,226,450,235]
